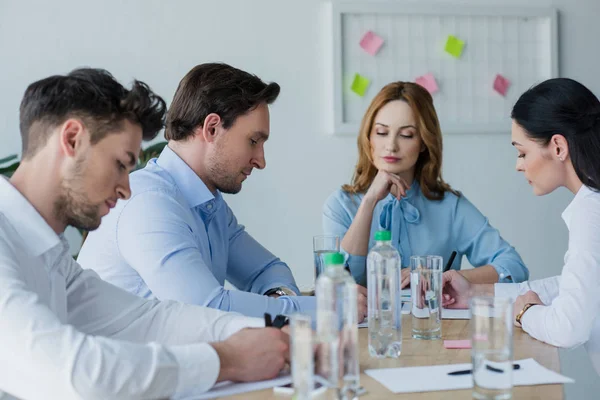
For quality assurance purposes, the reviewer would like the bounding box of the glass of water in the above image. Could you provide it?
[290,314,314,400]
[470,296,513,400]
[313,235,340,280]
[410,255,443,339]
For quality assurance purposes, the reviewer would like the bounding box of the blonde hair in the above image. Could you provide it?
[342,81,458,200]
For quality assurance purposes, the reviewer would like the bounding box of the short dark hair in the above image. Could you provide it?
[512,78,600,191]
[165,63,280,141]
[19,68,166,159]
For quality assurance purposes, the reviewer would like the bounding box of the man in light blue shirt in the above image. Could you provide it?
[78,63,368,320]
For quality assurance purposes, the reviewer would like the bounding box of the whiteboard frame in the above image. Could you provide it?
[331,2,559,135]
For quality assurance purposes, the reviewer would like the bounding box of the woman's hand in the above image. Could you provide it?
[364,170,411,204]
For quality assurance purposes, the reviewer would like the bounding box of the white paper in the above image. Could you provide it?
[441,308,471,319]
[174,374,292,399]
[409,302,471,320]
[365,358,573,394]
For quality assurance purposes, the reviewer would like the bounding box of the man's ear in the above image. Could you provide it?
[58,118,87,158]
[200,113,222,143]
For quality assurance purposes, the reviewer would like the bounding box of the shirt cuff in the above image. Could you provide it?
[170,342,221,395]
[490,263,514,283]
[520,303,545,334]
[494,283,520,301]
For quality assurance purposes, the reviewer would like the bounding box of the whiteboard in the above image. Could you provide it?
[331,3,559,135]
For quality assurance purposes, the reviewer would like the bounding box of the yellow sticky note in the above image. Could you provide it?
[351,73,370,97]
[445,35,465,58]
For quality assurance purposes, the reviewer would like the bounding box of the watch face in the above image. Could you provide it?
[278,287,296,297]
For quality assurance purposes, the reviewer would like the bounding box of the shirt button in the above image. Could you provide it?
[206,203,213,210]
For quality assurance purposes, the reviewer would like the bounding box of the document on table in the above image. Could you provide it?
[365,358,573,393]
[174,374,292,399]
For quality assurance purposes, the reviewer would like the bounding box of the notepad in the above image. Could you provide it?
[174,374,292,399]
[444,339,472,349]
[365,358,573,394]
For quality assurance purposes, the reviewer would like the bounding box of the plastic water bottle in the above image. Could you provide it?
[315,252,360,399]
[367,230,402,358]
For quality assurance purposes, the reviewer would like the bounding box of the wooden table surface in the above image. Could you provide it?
[221,315,563,399]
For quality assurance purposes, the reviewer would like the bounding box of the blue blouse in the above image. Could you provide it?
[322,182,528,286]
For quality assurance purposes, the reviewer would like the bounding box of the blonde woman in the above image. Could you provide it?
[323,82,528,287]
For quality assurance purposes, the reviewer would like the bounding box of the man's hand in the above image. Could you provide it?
[357,284,368,323]
[212,327,289,382]
[513,290,543,327]
[441,270,472,309]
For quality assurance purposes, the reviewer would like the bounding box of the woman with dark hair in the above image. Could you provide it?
[442,77,600,375]
[322,82,528,288]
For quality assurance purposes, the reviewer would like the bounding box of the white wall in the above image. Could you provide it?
[1,0,598,397]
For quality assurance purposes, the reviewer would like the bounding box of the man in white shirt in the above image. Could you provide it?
[0,68,290,400]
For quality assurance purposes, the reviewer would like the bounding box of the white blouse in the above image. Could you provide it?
[496,185,600,375]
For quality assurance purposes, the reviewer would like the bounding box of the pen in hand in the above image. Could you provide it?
[264,313,289,329]
[448,363,521,376]
[443,251,458,273]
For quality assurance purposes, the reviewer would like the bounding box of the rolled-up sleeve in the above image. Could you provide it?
[452,195,529,283]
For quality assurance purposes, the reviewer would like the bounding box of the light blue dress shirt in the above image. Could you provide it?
[78,146,316,318]
[322,182,528,286]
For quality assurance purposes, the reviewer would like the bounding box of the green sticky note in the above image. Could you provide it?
[351,73,370,97]
[445,35,465,58]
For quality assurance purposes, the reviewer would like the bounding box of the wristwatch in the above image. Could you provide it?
[515,302,537,325]
[264,287,297,297]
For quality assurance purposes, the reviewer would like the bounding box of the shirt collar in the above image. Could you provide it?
[156,145,216,209]
[0,177,61,256]
[562,184,595,226]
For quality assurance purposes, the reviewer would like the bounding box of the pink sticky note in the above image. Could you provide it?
[360,31,384,56]
[415,73,439,94]
[493,74,511,96]
[444,340,472,349]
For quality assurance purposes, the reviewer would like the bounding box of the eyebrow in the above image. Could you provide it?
[511,141,522,147]
[254,131,269,141]
[375,122,417,130]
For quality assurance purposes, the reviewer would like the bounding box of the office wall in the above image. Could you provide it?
[1,1,598,396]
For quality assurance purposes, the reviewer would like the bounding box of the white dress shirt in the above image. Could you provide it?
[0,177,263,400]
[495,185,600,375]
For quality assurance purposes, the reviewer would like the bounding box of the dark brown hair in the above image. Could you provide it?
[512,78,600,191]
[165,63,280,141]
[19,68,166,159]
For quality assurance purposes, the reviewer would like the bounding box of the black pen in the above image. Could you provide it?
[264,312,289,329]
[443,251,458,273]
[448,364,521,376]
[264,312,273,327]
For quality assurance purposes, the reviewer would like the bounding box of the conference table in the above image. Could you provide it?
[222,315,563,399]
